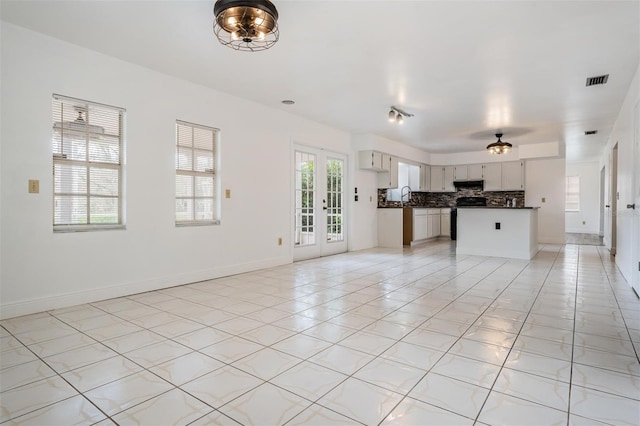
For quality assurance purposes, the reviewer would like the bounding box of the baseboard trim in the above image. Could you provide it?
[0,256,292,320]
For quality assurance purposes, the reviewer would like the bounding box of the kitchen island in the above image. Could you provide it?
[456,207,539,259]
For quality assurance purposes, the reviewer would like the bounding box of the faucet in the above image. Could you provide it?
[400,186,412,206]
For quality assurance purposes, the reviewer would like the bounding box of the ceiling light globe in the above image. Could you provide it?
[388,110,396,122]
[396,114,404,124]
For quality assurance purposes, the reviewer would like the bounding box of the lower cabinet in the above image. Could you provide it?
[402,208,451,246]
[440,208,451,237]
[427,209,441,238]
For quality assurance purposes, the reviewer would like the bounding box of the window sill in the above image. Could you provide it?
[54,224,126,233]
[175,221,220,227]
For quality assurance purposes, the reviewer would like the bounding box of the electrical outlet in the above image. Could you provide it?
[541,197,546,203]
[495,222,501,230]
[225,189,231,198]
[278,237,282,246]
[582,220,586,225]
[28,180,39,194]
[370,196,373,202]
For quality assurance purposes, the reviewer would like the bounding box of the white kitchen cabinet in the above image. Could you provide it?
[377,155,399,188]
[468,164,483,180]
[501,161,525,190]
[378,208,403,248]
[359,150,385,171]
[483,163,502,191]
[454,165,468,181]
[413,209,428,241]
[440,208,451,237]
[427,209,441,238]
[408,163,421,191]
[430,166,455,192]
[430,167,443,192]
[443,166,455,192]
[420,164,430,191]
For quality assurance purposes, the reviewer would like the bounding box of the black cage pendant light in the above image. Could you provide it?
[487,133,512,155]
[213,0,279,52]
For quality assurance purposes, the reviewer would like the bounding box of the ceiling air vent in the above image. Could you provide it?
[584,130,598,135]
[586,74,609,86]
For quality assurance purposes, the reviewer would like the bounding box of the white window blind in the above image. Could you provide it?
[52,95,124,230]
[175,120,219,225]
[566,175,580,211]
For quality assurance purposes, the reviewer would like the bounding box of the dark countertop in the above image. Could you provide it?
[457,206,539,209]
[377,205,451,209]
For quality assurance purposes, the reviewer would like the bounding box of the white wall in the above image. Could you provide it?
[565,162,601,234]
[0,23,353,318]
[600,65,639,286]
[525,158,566,244]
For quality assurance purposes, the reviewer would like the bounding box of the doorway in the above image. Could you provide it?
[293,146,348,261]
[600,166,605,237]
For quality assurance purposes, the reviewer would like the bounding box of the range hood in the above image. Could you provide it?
[453,180,484,189]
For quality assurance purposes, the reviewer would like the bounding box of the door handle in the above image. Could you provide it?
[605,205,610,208]
[627,204,636,209]
[323,206,328,210]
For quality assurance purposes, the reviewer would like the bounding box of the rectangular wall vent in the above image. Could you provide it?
[584,130,598,135]
[586,74,609,86]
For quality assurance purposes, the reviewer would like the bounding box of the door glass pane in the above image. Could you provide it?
[295,151,316,246]
[326,158,344,242]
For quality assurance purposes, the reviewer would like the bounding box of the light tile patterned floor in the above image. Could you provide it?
[1,241,639,425]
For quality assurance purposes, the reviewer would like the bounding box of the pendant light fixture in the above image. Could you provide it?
[487,133,512,155]
[213,0,279,52]
[387,106,414,125]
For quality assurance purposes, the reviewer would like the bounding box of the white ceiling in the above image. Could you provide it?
[2,1,638,162]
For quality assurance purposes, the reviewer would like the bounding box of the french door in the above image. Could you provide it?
[293,146,348,261]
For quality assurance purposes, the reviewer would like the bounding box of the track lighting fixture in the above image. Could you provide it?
[387,106,413,124]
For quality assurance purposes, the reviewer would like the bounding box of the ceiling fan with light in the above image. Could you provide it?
[486,132,513,155]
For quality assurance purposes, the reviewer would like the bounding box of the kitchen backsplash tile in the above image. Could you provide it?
[378,189,525,208]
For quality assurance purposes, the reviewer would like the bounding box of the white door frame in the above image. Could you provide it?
[292,144,348,261]
[631,101,639,295]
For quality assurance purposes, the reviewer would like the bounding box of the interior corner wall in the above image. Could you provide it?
[524,158,566,244]
[565,162,601,234]
[0,23,352,319]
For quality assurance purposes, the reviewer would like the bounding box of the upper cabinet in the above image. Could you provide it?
[420,164,430,192]
[453,165,468,181]
[358,150,398,188]
[501,161,525,190]
[358,150,386,171]
[430,166,455,192]
[377,154,399,189]
[483,163,502,191]
[407,163,421,191]
[468,164,483,180]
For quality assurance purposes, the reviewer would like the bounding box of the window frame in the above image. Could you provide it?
[565,175,580,212]
[175,120,220,226]
[52,94,125,232]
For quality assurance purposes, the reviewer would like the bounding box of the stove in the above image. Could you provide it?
[451,197,487,240]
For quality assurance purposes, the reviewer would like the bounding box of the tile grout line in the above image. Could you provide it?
[469,244,566,425]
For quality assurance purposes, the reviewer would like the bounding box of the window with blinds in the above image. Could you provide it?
[52,95,124,231]
[566,175,580,211]
[175,120,219,225]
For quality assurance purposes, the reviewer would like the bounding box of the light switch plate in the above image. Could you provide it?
[541,197,546,203]
[28,180,39,194]
[225,189,231,198]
